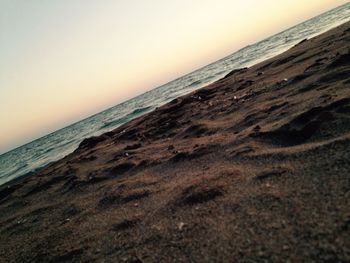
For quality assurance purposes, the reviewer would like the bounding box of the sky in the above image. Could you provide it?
[0,0,348,154]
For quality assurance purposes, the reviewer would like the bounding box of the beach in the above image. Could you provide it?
[0,21,349,262]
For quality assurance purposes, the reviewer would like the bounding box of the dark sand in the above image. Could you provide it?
[1,22,350,263]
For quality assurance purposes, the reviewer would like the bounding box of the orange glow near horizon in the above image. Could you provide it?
[0,0,348,153]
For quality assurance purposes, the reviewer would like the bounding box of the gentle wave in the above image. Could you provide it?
[130,106,153,115]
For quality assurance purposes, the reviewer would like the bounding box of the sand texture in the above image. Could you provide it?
[1,22,350,262]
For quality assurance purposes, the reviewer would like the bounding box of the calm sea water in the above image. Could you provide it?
[1,3,349,186]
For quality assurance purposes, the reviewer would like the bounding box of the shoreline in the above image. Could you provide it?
[1,4,348,186]
[1,21,350,262]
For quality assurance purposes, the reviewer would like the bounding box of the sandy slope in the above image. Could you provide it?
[0,21,350,263]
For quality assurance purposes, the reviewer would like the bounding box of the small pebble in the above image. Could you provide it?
[178,222,186,230]
[283,245,289,250]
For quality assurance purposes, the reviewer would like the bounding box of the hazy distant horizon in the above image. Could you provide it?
[1,0,348,154]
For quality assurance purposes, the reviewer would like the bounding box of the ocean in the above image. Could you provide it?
[0,3,349,186]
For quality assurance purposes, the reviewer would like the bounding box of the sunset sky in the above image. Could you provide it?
[0,0,348,154]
